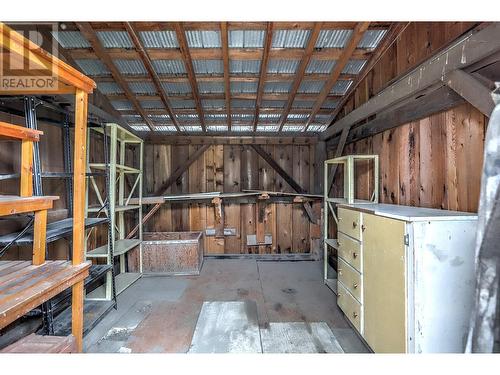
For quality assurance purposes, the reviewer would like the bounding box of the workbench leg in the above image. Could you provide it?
[32,209,47,265]
[71,280,84,352]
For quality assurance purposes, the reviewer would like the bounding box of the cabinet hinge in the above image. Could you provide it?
[404,234,409,246]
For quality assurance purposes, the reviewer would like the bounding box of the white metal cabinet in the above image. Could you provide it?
[336,203,477,353]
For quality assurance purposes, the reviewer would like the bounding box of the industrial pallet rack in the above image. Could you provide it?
[323,155,379,294]
[86,123,143,299]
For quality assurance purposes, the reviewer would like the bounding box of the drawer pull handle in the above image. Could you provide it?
[353,283,358,289]
[337,241,342,247]
[352,221,357,228]
[352,252,358,259]
[338,269,342,276]
[361,224,366,232]
[352,312,358,319]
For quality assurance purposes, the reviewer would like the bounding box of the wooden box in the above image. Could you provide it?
[141,232,204,275]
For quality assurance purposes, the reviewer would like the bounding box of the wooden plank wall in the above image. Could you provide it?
[332,103,486,213]
[143,144,321,255]
[337,22,478,118]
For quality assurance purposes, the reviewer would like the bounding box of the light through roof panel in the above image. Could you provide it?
[193,59,224,75]
[272,29,311,48]
[114,59,147,75]
[315,29,352,48]
[52,31,90,48]
[186,30,221,48]
[229,30,265,48]
[139,31,179,48]
[229,60,261,74]
[97,31,133,48]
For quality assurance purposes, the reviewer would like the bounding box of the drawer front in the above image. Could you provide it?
[338,232,362,272]
[338,258,362,303]
[338,207,362,240]
[337,282,363,334]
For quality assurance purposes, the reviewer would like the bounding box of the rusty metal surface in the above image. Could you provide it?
[142,232,204,275]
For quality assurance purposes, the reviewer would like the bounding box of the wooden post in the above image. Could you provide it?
[72,88,88,352]
[20,140,33,197]
[32,209,47,265]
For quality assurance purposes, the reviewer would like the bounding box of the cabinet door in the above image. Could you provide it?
[363,213,407,353]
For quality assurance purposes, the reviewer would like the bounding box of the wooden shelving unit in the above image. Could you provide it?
[0,22,96,352]
[86,123,143,300]
[323,155,379,294]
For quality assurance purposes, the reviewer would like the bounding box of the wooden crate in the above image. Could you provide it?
[141,232,204,275]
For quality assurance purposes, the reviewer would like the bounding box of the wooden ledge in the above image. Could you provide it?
[0,121,43,142]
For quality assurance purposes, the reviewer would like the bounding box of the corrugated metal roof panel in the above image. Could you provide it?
[202,99,225,109]
[232,125,253,132]
[298,80,325,93]
[264,81,292,93]
[331,79,353,95]
[205,113,227,122]
[75,59,110,76]
[314,114,331,124]
[230,81,258,93]
[128,81,157,95]
[315,29,352,48]
[162,81,192,95]
[267,59,300,74]
[207,125,228,132]
[139,31,178,48]
[305,59,336,74]
[52,31,90,48]
[287,113,309,121]
[307,124,327,132]
[114,59,147,75]
[155,125,177,132]
[97,82,123,94]
[176,114,199,122]
[152,60,186,75]
[186,30,221,48]
[272,29,311,48]
[229,30,265,48]
[321,99,339,109]
[123,114,142,121]
[257,125,279,132]
[231,99,255,108]
[229,60,261,74]
[97,31,133,48]
[148,114,172,123]
[169,99,195,109]
[111,100,134,110]
[193,59,224,75]
[358,29,387,49]
[292,100,314,109]
[131,125,150,131]
[198,81,225,94]
[282,125,305,132]
[261,100,286,108]
[342,60,367,74]
[181,125,203,132]
[232,113,254,121]
[141,100,164,109]
[259,113,280,121]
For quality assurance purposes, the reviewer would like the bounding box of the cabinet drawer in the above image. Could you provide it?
[337,282,363,334]
[338,232,362,272]
[338,258,362,303]
[338,207,362,240]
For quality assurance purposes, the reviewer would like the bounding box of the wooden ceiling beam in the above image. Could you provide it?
[304,22,370,131]
[277,23,323,131]
[174,22,206,131]
[75,22,155,130]
[107,93,342,102]
[254,22,274,131]
[220,22,231,130]
[125,22,181,131]
[68,47,372,61]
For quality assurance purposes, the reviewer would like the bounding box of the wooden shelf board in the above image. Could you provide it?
[0,121,42,142]
[89,163,140,174]
[0,195,58,216]
[0,260,91,329]
[325,238,339,249]
[87,239,141,258]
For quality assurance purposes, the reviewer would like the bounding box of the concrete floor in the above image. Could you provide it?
[84,259,369,353]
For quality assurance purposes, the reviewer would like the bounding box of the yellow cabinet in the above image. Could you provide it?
[338,258,362,302]
[337,232,362,272]
[338,207,362,240]
[362,213,407,353]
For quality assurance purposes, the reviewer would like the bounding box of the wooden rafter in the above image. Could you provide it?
[75,22,155,130]
[323,22,410,127]
[277,23,323,131]
[174,22,206,131]
[304,22,370,130]
[254,22,273,131]
[220,22,231,130]
[124,22,181,131]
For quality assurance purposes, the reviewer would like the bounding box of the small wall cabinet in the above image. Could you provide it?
[336,203,477,353]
